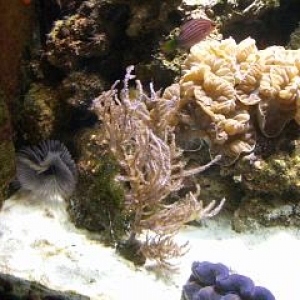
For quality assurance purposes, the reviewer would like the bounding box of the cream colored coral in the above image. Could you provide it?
[236,37,258,63]
[174,37,300,163]
[150,84,181,131]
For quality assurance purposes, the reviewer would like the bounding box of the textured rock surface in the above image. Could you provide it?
[0,0,35,203]
[0,92,15,205]
[0,0,34,106]
[232,196,300,232]
[0,272,89,300]
[68,128,127,244]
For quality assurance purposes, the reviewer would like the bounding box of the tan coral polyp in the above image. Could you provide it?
[175,37,300,163]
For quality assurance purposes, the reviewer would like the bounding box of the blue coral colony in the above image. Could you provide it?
[182,261,275,300]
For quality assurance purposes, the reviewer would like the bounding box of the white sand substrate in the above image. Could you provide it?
[0,193,299,300]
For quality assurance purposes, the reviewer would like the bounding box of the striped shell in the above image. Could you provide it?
[177,19,216,49]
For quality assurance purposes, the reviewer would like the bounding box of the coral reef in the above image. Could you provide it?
[182,261,275,300]
[157,37,300,164]
[44,0,182,79]
[15,0,300,149]
[59,71,105,128]
[21,0,186,147]
[92,66,225,267]
[8,0,300,244]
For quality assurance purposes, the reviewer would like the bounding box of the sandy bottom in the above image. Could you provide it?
[0,193,299,299]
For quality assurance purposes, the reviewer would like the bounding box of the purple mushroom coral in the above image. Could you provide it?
[181,261,275,300]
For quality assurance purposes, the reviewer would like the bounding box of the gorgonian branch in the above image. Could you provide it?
[93,66,225,267]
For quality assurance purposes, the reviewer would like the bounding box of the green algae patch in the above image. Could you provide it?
[0,141,15,203]
[0,93,15,204]
[18,83,70,143]
[69,151,127,245]
[235,151,300,197]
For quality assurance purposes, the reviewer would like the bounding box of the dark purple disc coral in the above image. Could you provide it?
[216,274,255,299]
[192,261,230,286]
[182,282,203,300]
[220,294,242,300]
[183,261,275,300]
[252,286,275,300]
[16,140,77,198]
[192,286,222,300]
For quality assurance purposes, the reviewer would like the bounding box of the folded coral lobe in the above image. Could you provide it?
[16,140,77,198]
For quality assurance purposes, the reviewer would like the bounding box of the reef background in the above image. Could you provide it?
[3,0,300,231]
[1,0,300,296]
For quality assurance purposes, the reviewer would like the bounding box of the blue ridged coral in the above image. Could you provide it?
[182,261,275,300]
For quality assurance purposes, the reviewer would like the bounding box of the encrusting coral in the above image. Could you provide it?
[92,66,225,268]
[157,37,300,164]
[46,13,109,71]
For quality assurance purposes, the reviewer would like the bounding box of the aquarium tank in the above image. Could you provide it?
[0,0,300,299]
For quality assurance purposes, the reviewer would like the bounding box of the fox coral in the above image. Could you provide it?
[164,37,300,164]
[92,66,225,267]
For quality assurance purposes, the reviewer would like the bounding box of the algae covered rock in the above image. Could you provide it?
[18,83,70,143]
[225,132,300,231]
[60,71,105,109]
[288,22,300,49]
[46,12,109,71]
[43,0,185,86]
[234,148,300,196]
[232,195,300,232]
[0,91,15,204]
[68,128,127,244]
